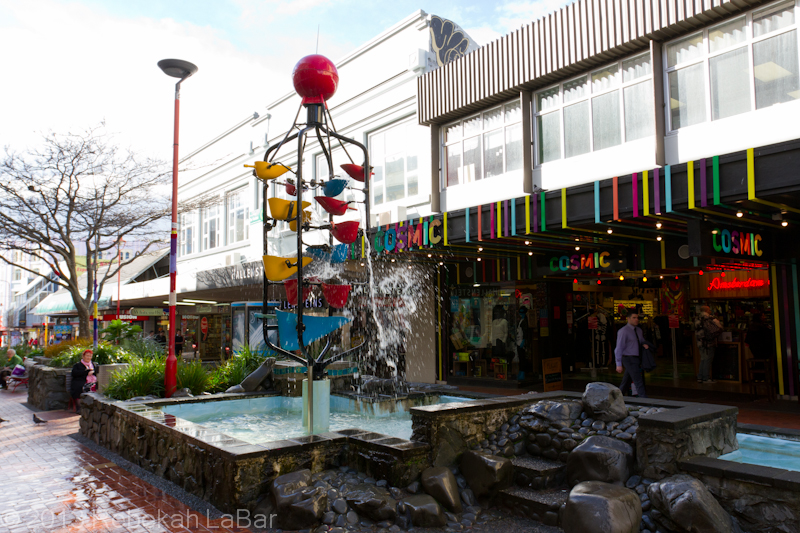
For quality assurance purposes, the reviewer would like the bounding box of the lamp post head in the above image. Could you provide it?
[157,59,198,80]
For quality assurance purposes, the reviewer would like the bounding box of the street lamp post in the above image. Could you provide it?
[158,58,198,398]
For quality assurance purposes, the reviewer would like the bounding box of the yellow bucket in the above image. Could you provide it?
[268,198,311,221]
[262,255,314,282]
[244,161,290,181]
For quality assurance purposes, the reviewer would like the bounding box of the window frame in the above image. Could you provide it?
[664,0,800,133]
[533,52,655,166]
[367,117,422,206]
[179,211,197,257]
[202,202,222,252]
[226,187,250,246]
[441,98,524,189]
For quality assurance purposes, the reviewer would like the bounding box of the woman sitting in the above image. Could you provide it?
[70,349,99,412]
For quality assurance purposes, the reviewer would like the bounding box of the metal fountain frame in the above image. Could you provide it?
[253,100,371,433]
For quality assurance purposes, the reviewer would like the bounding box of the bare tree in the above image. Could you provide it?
[0,125,212,337]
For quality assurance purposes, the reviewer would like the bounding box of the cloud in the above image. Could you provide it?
[496,0,575,32]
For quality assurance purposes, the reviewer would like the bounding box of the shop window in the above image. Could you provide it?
[534,53,654,165]
[179,211,196,256]
[226,188,249,245]
[203,204,221,251]
[368,119,422,205]
[665,1,800,131]
[443,99,523,187]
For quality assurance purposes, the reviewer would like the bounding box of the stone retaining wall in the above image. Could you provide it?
[680,456,800,533]
[26,361,71,411]
[410,395,539,466]
[79,392,430,514]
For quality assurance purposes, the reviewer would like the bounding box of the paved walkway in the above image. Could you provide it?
[0,389,251,533]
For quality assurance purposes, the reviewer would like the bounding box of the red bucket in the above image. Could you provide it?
[330,220,359,244]
[314,196,353,216]
[339,164,373,182]
[284,278,312,303]
[322,283,351,309]
[285,182,297,195]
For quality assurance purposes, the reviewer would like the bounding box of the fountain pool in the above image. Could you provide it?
[160,394,470,444]
[719,433,800,472]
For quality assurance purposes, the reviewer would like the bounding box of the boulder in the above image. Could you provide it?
[566,436,634,486]
[562,481,641,533]
[271,469,327,529]
[344,484,397,522]
[459,451,512,498]
[582,383,628,422]
[421,467,462,513]
[240,357,276,391]
[648,475,742,533]
[522,400,583,429]
[401,495,446,527]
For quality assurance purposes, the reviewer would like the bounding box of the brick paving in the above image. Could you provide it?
[0,389,253,533]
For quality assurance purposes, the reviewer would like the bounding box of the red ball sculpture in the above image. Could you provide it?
[292,54,339,105]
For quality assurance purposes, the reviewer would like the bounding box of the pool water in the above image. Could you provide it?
[719,433,800,472]
[161,394,469,444]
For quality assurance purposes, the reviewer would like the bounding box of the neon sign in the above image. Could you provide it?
[706,277,768,291]
[550,251,611,272]
[712,228,763,257]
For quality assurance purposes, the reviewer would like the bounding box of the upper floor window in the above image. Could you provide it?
[444,99,522,187]
[203,204,221,251]
[227,188,249,244]
[369,119,420,205]
[666,1,799,130]
[13,268,21,281]
[535,53,654,164]
[180,211,196,256]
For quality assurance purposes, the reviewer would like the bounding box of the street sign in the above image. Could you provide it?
[129,308,165,317]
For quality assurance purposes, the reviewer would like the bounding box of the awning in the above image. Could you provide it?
[32,291,112,316]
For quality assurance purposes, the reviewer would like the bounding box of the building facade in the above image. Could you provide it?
[413,0,800,398]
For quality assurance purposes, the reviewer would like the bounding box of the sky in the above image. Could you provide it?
[0,0,569,162]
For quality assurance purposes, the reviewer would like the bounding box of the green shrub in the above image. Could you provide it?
[104,356,166,400]
[124,336,166,360]
[49,342,136,368]
[177,361,210,395]
[207,345,264,393]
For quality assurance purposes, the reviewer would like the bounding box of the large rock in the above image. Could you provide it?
[240,357,276,391]
[421,466,462,513]
[460,451,513,498]
[344,483,397,522]
[566,436,634,486]
[401,494,446,527]
[271,469,327,529]
[648,475,742,533]
[522,400,583,429]
[582,383,628,422]
[562,481,641,533]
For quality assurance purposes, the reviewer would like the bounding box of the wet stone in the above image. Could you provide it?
[501,423,509,432]
[626,476,642,488]
[334,514,346,527]
[597,430,610,436]
[314,525,328,533]
[509,432,521,441]
[579,427,590,435]
[510,415,520,425]
[527,443,541,455]
[514,441,526,456]
[346,511,358,525]
[617,432,633,441]
[489,445,498,452]
[322,511,335,524]
[543,449,559,460]
[502,444,515,457]
[333,499,348,514]
[591,421,606,431]
[328,489,339,501]
[376,480,388,488]
[364,477,376,484]
[551,438,562,450]
[447,521,463,530]
[406,481,420,494]
[497,438,509,447]
[460,488,476,507]
[456,476,467,489]
[582,418,593,427]
[563,439,577,451]
[536,434,552,447]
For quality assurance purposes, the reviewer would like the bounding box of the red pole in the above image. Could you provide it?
[116,238,121,320]
[165,82,181,398]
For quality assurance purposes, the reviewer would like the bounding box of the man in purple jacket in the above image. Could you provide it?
[615,312,650,398]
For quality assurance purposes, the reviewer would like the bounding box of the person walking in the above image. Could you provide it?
[615,311,650,398]
[694,305,722,383]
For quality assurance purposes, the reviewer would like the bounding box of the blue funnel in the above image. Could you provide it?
[306,248,331,262]
[276,310,352,351]
[331,244,349,264]
[322,179,348,197]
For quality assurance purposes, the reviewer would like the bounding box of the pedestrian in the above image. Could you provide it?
[175,331,184,356]
[615,311,650,398]
[694,305,722,383]
[0,349,23,389]
[155,329,166,347]
[70,349,99,412]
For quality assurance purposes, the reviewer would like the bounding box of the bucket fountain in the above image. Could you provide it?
[247,54,371,435]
